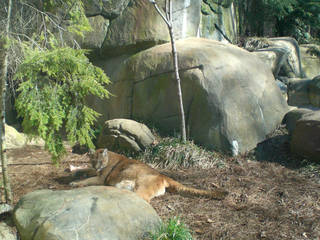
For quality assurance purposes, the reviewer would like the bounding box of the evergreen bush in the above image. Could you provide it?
[14,46,110,162]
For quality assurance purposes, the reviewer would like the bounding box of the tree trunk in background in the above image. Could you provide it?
[0,0,13,205]
[148,0,187,142]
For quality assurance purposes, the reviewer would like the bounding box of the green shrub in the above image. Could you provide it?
[149,217,193,240]
[14,46,110,162]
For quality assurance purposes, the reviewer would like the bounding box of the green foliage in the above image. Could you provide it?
[262,0,296,18]
[149,217,193,240]
[42,0,91,37]
[138,137,226,169]
[263,0,320,42]
[14,46,110,162]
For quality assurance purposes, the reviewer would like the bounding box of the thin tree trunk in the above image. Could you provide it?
[148,0,187,142]
[0,0,13,205]
[168,24,187,142]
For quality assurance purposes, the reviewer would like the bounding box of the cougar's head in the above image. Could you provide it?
[89,148,109,172]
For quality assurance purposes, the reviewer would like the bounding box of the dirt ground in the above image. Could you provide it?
[2,139,320,240]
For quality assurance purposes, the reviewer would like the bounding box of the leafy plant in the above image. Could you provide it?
[42,0,91,37]
[149,217,193,240]
[14,46,110,162]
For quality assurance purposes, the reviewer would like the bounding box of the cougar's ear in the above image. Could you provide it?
[102,148,108,157]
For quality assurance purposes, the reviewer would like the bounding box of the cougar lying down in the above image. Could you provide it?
[70,148,228,202]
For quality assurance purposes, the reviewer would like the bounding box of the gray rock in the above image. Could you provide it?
[84,0,131,19]
[287,78,312,106]
[13,186,160,240]
[269,37,303,78]
[276,80,288,101]
[243,37,303,79]
[0,222,17,240]
[101,0,202,56]
[97,119,155,153]
[283,108,313,134]
[290,111,320,162]
[5,124,44,149]
[90,38,288,155]
[252,47,289,78]
[300,44,320,78]
[200,1,237,43]
[79,16,109,49]
[309,75,320,107]
[61,15,109,50]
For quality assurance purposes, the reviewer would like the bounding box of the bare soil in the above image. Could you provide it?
[2,139,320,240]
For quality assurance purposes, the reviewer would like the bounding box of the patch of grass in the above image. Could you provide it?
[138,137,226,169]
[148,217,193,240]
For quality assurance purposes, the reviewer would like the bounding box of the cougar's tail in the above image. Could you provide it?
[165,177,228,200]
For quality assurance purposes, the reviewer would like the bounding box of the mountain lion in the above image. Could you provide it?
[70,148,228,202]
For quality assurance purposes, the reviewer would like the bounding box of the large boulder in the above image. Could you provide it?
[13,187,160,240]
[5,124,44,149]
[300,44,320,78]
[97,119,155,153]
[90,38,288,155]
[290,111,320,162]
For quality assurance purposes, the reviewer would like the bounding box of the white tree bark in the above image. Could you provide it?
[148,0,187,142]
[0,0,13,205]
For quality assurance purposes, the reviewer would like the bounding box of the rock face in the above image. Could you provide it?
[200,0,237,43]
[84,0,131,19]
[269,37,303,78]
[244,37,303,79]
[13,187,160,240]
[90,38,288,154]
[287,78,312,107]
[283,107,314,134]
[300,44,320,78]
[0,221,18,240]
[100,0,202,56]
[5,124,44,149]
[309,76,320,107]
[290,111,320,162]
[97,119,155,153]
[252,48,288,78]
[80,0,236,56]
[0,222,17,240]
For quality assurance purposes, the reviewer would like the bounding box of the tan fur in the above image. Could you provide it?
[70,148,228,202]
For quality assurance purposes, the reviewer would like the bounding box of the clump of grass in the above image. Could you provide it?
[138,137,226,169]
[149,217,193,240]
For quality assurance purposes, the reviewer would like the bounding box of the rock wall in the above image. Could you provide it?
[200,0,237,43]
[79,0,237,57]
